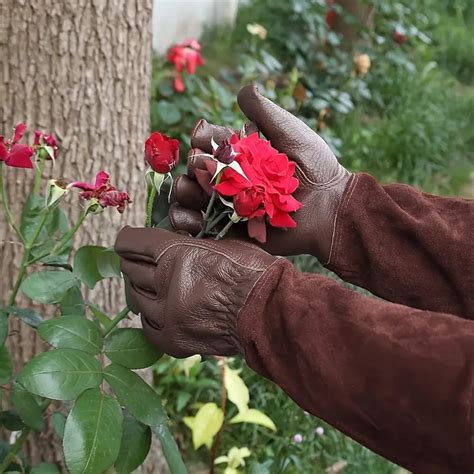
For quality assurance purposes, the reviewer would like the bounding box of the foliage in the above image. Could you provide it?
[0,147,185,472]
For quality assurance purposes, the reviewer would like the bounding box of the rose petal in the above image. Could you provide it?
[0,137,8,161]
[247,217,267,243]
[268,211,297,228]
[6,144,34,169]
[13,122,27,143]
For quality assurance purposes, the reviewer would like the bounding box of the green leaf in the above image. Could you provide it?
[31,463,60,474]
[155,100,182,125]
[224,366,249,414]
[105,329,162,369]
[0,346,12,384]
[115,411,151,474]
[21,271,78,304]
[103,364,166,426]
[0,410,24,431]
[87,304,111,328]
[96,248,121,279]
[52,411,66,439]
[153,424,188,474]
[73,246,105,289]
[38,316,102,355]
[6,306,43,328]
[183,403,224,449]
[63,388,122,474]
[60,286,86,316]
[21,195,71,263]
[11,383,44,431]
[18,348,102,400]
[230,408,276,431]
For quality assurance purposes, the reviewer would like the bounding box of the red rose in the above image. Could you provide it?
[393,29,407,45]
[144,132,180,174]
[214,133,302,243]
[167,39,204,93]
[0,123,34,169]
[34,130,59,159]
[68,171,131,213]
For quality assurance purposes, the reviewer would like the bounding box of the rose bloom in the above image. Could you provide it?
[353,53,371,77]
[34,130,59,159]
[68,171,131,213]
[144,132,180,174]
[167,39,204,93]
[214,133,302,243]
[0,122,34,169]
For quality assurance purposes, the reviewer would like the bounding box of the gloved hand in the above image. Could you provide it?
[114,226,281,357]
[170,85,352,262]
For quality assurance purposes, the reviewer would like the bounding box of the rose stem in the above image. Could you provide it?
[145,186,157,228]
[214,219,234,240]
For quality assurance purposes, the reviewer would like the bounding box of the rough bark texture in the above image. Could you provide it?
[0,0,166,470]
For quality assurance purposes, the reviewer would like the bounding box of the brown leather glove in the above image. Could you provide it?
[114,226,281,357]
[170,85,352,262]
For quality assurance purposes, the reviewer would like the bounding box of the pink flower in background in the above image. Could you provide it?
[34,130,59,159]
[167,39,204,93]
[0,122,34,169]
[68,171,131,213]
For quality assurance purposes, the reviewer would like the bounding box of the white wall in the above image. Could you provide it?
[152,0,240,54]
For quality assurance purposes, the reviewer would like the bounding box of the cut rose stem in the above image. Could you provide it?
[196,190,217,238]
[215,220,234,240]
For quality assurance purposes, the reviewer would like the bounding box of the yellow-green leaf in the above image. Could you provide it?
[230,408,276,431]
[224,366,249,414]
[184,402,223,450]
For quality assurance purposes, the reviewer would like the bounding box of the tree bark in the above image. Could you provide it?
[0,0,164,469]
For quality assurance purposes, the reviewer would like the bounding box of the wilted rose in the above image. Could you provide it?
[144,132,180,174]
[34,130,59,160]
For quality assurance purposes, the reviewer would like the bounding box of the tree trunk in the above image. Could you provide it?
[0,0,166,470]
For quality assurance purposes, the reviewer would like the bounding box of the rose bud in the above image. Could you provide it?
[45,179,68,208]
[144,132,180,174]
[393,29,407,45]
[214,138,237,164]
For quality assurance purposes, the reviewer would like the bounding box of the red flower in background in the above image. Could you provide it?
[68,171,131,213]
[145,132,180,174]
[213,133,302,243]
[167,39,204,93]
[0,123,34,169]
[393,29,407,45]
[34,130,59,159]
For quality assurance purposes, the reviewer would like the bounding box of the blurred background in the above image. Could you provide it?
[150,0,473,472]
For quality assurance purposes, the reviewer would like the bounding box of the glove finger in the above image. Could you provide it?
[173,174,209,210]
[115,226,182,261]
[191,119,234,153]
[120,257,156,295]
[238,85,332,178]
[169,203,203,235]
[187,147,212,179]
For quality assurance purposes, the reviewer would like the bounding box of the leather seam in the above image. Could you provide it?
[153,239,277,271]
[326,174,359,266]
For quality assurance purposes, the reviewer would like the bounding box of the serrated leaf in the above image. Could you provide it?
[11,383,44,431]
[73,246,105,289]
[184,403,224,449]
[6,306,43,328]
[0,346,12,384]
[18,348,102,400]
[63,388,122,474]
[224,366,249,414]
[38,316,102,355]
[96,248,121,279]
[103,364,166,426]
[105,328,162,369]
[230,408,276,431]
[21,271,78,304]
[115,411,151,473]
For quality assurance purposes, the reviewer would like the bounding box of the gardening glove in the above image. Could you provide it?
[170,84,352,262]
[114,225,280,358]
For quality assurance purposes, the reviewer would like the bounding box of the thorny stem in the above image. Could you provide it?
[215,220,234,240]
